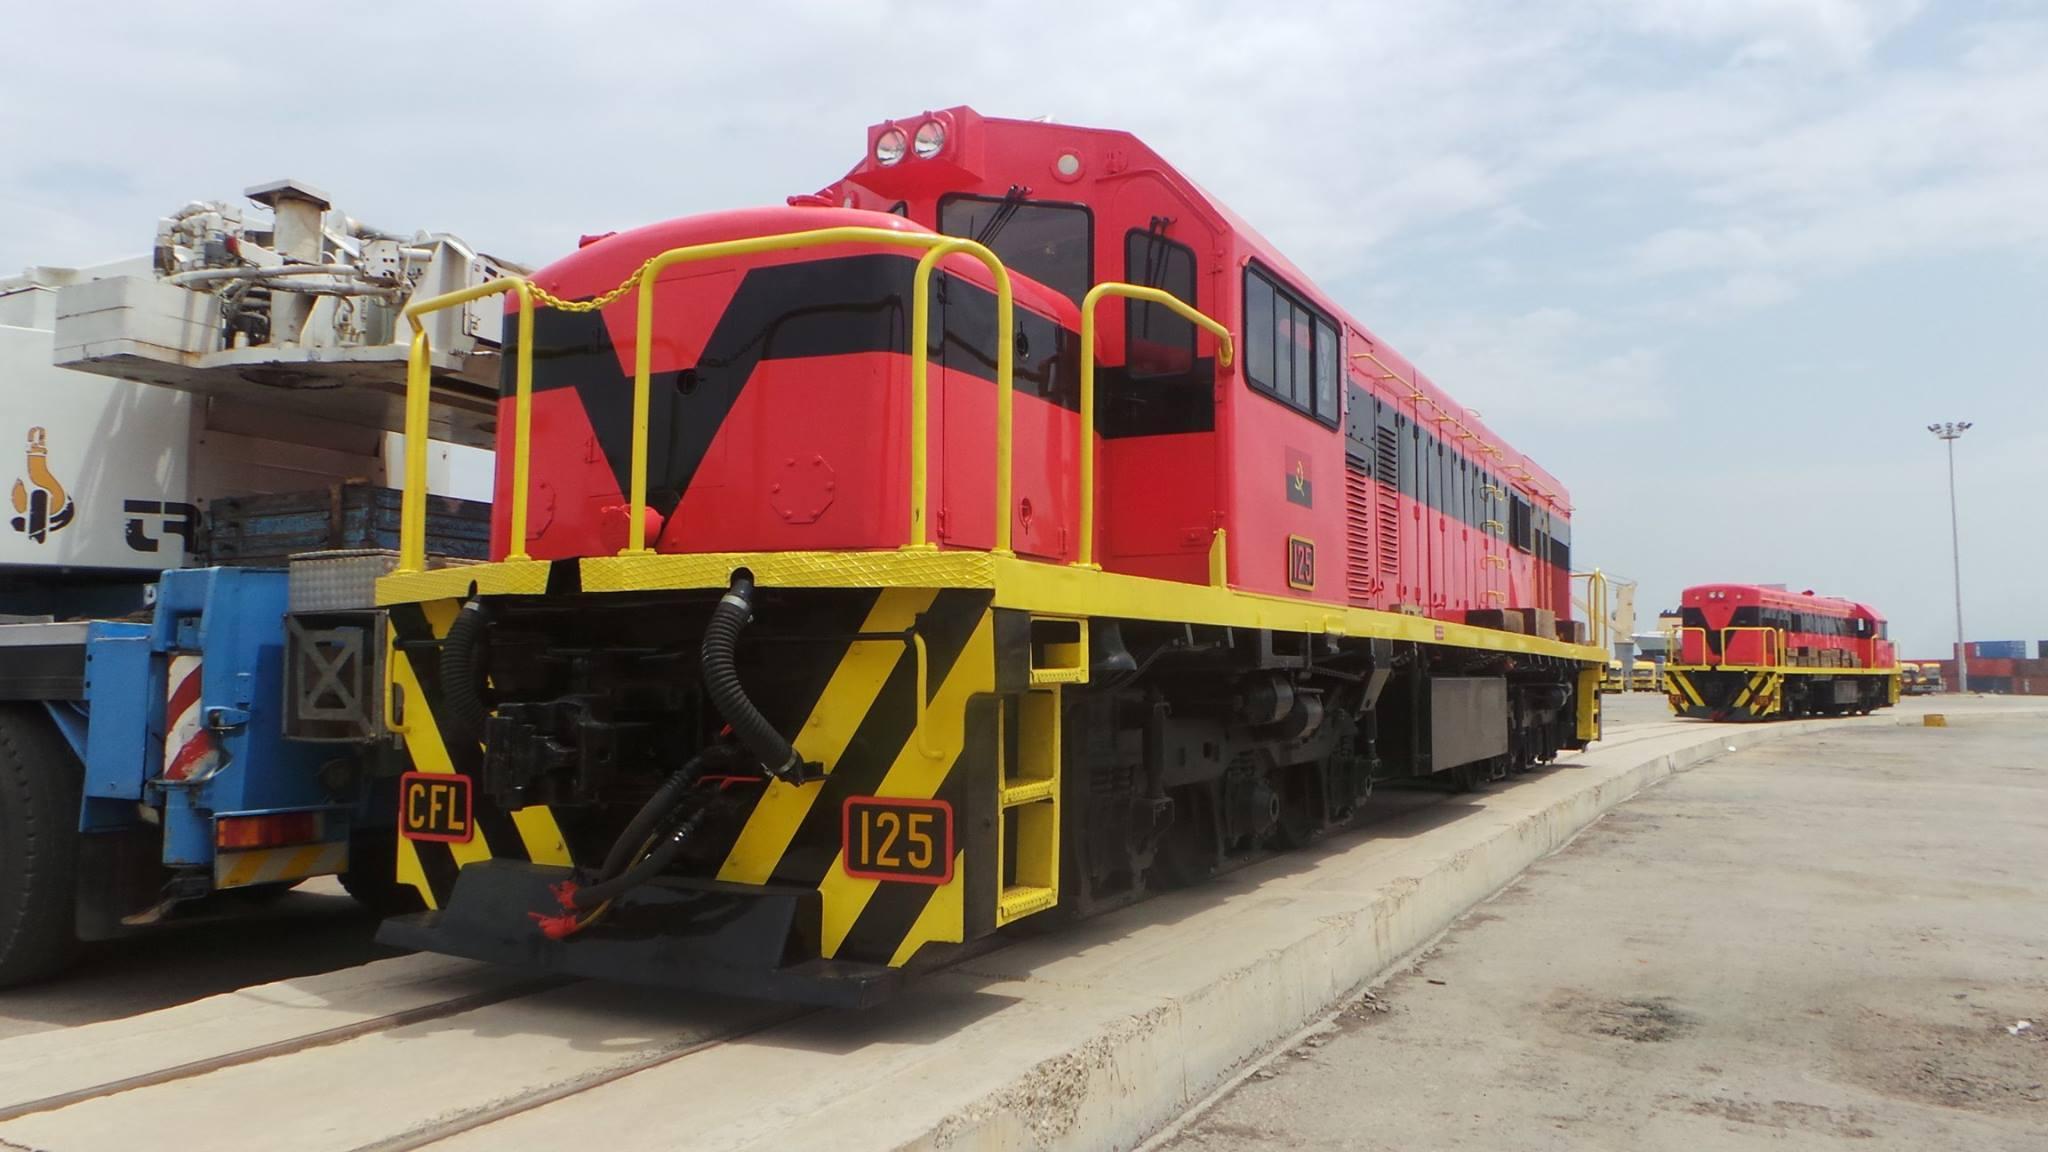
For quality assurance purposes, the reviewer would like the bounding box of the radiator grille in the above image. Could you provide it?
[1345,461,1373,606]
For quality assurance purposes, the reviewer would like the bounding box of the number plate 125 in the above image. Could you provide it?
[842,797,954,885]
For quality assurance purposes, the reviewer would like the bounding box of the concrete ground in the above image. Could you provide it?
[1158,714,2048,1151]
[0,879,394,1042]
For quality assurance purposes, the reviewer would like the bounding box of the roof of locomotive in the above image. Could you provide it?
[1681,583,1883,622]
[811,107,1571,516]
[525,204,1076,323]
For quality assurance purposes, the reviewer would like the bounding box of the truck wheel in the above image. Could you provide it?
[338,826,425,916]
[0,705,81,987]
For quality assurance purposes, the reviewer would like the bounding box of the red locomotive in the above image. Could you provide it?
[376,107,1607,1003]
[1667,584,1900,721]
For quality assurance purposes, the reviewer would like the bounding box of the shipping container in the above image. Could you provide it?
[1966,640,2027,660]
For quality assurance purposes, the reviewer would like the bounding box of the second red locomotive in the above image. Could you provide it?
[1666,584,1900,721]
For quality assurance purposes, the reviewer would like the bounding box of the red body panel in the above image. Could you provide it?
[494,109,1576,633]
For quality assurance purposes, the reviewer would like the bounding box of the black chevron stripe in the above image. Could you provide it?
[506,254,1077,517]
[832,713,996,964]
[387,603,527,867]
[769,589,991,886]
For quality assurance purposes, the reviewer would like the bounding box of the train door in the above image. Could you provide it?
[933,193,1092,559]
[1395,411,1416,609]
[1431,433,1448,614]
[1409,416,1428,610]
[1456,453,1472,612]
[1090,182,1221,584]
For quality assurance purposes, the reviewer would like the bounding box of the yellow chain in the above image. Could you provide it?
[523,254,664,313]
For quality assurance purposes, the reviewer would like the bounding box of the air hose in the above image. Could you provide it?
[534,572,818,939]
[567,808,712,911]
[701,572,815,783]
[439,599,491,746]
[594,747,720,882]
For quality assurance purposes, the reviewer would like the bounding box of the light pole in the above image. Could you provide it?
[1927,422,1972,692]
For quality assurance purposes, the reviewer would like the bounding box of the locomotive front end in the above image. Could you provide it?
[374,206,1084,1005]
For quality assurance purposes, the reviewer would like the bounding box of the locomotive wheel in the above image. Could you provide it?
[1270,765,1318,851]
[339,825,425,916]
[0,705,81,988]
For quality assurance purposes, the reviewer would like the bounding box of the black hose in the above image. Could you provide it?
[595,748,718,882]
[701,572,813,782]
[440,600,490,746]
[569,809,711,910]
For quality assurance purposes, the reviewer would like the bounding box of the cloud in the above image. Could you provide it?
[1605,0,1927,67]
[1395,308,1670,433]
[1628,226,1777,276]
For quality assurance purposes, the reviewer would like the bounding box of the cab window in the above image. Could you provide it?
[1124,229,1196,379]
[938,194,1092,305]
[1243,263,1338,426]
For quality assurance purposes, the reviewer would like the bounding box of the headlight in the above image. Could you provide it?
[913,120,946,160]
[875,128,907,166]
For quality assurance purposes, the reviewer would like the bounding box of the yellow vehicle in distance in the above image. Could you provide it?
[1902,662,1946,695]
[1602,660,1625,693]
[1629,662,1662,692]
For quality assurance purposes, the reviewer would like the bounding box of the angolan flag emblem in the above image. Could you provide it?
[1285,447,1313,507]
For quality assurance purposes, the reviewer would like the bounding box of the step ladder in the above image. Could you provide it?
[995,617,1084,925]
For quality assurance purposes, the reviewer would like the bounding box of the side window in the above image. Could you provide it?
[1314,322,1337,418]
[1246,273,1275,387]
[1124,230,1197,380]
[1290,301,1315,410]
[1275,301,1300,405]
[937,194,1092,305]
[1510,494,1532,552]
[1242,263,1338,425]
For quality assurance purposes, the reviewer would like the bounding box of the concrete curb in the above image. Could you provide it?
[903,707,2048,1151]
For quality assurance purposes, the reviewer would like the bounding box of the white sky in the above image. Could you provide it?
[3,0,2042,658]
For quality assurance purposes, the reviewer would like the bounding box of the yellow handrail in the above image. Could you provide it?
[399,277,536,573]
[622,227,1012,555]
[1074,282,1235,568]
[1719,626,1782,668]
[1672,625,1709,664]
[1571,568,1608,652]
[396,225,1016,568]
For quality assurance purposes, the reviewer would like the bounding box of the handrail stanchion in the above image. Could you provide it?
[1075,282,1235,569]
[907,240,1013,553]
[399,279,537,568]
[399,327,432,574]
[611,227,1009,556]
[504,283,536,561]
